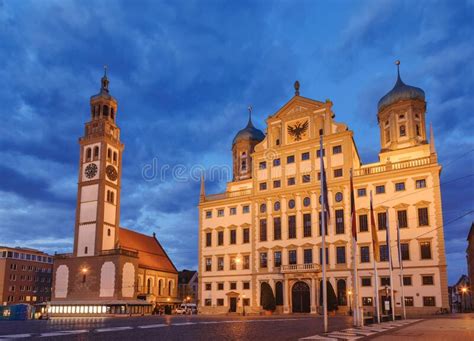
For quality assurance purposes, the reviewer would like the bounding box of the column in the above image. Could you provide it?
[283,278,290,314]
[311,277,317,314]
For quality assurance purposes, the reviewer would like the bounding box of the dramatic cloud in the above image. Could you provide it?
[0,0,472,284]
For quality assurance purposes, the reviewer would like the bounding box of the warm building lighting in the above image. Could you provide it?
[167,297,171,302]
[461,287,468,293]
[81,267,88,274]
[348,289,352,296]
[235,256,241,264]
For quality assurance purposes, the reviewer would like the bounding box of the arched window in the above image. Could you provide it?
[260,203,267,213]
[275,281,283,306]
[385,128,390,143]
[168,280,172,296]
[110,191,114,204]
[86,148,92,161]
[106,190,110,202]
[147,278,152,294]
[94,146,99,160]
[95,106,100,117]
[416,124,420,136]
[158,280,162,295]
[103,105,109,117]
[111,108,115,120]
[107,148,112,160]
[241,159,247,171]
[337,279,347,306]
[399,125,406,137]
[113,152,117,164]
[107,228,111,237]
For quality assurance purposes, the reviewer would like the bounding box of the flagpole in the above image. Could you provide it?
[320,135,328,333]
[370,191,380,324]
[386,210,395,321]
[350,169,359,327]
[397,221,407,320]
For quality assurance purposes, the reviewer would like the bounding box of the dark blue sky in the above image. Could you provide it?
[0,0,472,284]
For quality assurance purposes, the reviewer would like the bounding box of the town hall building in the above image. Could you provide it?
[198,63,448,316]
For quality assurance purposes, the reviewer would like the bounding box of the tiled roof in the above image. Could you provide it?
[178,270,197,284]
[119,227,177,274]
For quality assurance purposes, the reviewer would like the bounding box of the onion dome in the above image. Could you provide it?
[232,106,265,145]
[91,65,116,101]
[378,61,425,112]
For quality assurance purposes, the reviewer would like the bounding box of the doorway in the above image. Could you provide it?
[292,281,310,313]
[229,297,237,312]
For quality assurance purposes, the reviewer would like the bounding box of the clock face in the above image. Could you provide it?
[106,165,118,181]
[84,163,98,179]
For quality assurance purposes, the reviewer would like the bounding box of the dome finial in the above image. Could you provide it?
[395,60,401,80]
[101,65,109,93]
[247,105,253,125]
[294,80,300,96]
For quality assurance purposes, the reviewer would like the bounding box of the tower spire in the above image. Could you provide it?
[101,65,109,93]
[200,174,206,201]
[294,80,300,96]
[247,105,253,127]
[395,60,403,84]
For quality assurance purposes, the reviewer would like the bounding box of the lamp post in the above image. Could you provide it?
[242,294,246,316]
[461,287,467,313]
[348,289,353,316]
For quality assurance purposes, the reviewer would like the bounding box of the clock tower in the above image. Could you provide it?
[74,68,124,257]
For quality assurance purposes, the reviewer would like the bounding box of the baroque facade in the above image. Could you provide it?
[50,71,179,316]
[198,65,448,316]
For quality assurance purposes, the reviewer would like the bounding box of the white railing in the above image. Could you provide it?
[281,263,321,273]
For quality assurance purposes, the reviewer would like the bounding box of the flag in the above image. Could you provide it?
[370,191,380,262]
[350,169,357,241]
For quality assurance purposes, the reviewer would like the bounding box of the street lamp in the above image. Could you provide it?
[242,294,246,316]
[348,289,353,316]
[461,287,468,313]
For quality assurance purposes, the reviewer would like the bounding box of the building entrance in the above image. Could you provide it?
[292,281,310,313]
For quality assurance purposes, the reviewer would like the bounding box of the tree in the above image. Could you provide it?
[260,282,276,311]
[319,280,338,312]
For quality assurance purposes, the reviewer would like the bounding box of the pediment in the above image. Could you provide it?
[268,96,327,121]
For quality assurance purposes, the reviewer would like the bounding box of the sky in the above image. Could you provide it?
[0,0,473,285]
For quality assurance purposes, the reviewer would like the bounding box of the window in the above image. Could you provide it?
[217,209,224,217]
[274,251,282,267]
[107,228,111,236]
[260,203,266,213]
[319,128,324,136]
[217,283,224,290]
[288,199,295,209]
[242,205,250,214]
[205,211,212,219]
[334,168,343,178]
[303,213,311,237]
[303,197,311,207]
[395,182,405,191]
[359,214,368,232]
[230,282,237,290]
[113,151,117,163]
[259,161,267,170]
[405,296,414,306]
[379,245,388,262]
[357,188,367,197]
[288,177,296,186]
[218,231,224,246]
[398,210,408,228]
[84,246,88,254]
[399,125,406,137]
[243,282,250,290]
[205,258,212,271]
[107,148,112,160]
[319,247,329,264]
[243,255,250,270]
[86,148,92,161]
[302,174,311,183]
[243,228,249,244]
[335,192,343,202]
[362,297,373,306]
[205,232,212,247]
[381,277,390,286]
[205,299,212,306]
[335,209,344,234]
[260,252,268,268]
[416,124,421,135]
[361,278,371,287]
[375,185,385,194]
[287,155,295,164]
[303,249,312,264]
[288,215,296,239]
[333,145,342,154]
[243,298,250,306]
[288,250,297,265]
[273,217,282,240]
[401,243,410,260]
[260,219,267,242]
[423,296,436,306]
[416,179,426,189]
[316,149,325,158]
[301,152,310,161]
[274,201,281,211]
[273,180,281,188]
[403,276,412,286]
[273,158,281,167]
[360,246,370,263]
[259,182,267,191]
[418,208,429,226]
[336,246,346,264]
[217,257,224,271]
[205,283,212,291]
[230,230,236,244]
[377,212,387,230]
[422,275,434,285]
[217,299,224,306]
[230,207,237,215]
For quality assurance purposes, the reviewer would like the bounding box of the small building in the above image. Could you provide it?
[178,270,198,303]
[449,275,471,313]
[0,246,53,306]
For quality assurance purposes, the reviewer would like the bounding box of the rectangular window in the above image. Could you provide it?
[205,283,212,290]
[333,145,342,154]
[403,276,412,286]
[316,149,325,158]
[375,185,385,194]
[230,256,236,270]
[217,257,224,271]
[289,250,297,265]
[398,210,408,228]
[230,282,237,290]
[243,298,250,306]
[217,283,224,290]
[218,231,224,246]
[335,209,344,234]
[273,180,281,188]
[243,228,250,244]
[302,174,311,183]
[243,282,250,290]
[230,207,237,215]
[288,177,296,186]
[230,230,236,245]
[260,252,268,268]
[259,161,267,170]
[205,210,212,219]
[288,215,296,239]
[304,249,312,264]
[359,214,368,232]
[273,217,282,240]
[381,277,390,286]
[205,258,212,271]
[420,241,432,259]
[357,188,367,197]
[423,296,436,306]
[416,179,426,189]
[273,158,281,167]
[336,246,346,264]
[362,297,373,306]
[301,152,310,161]
[217,209,224,217]
[303,213,311,237]
[418,208,429,226]
[205,232,212,247]
[274,251,282,268]
[395,182,405,191]
[422,275,434,285]
[243,255,250,270]
[260,219,267,242]
[401,243,410,260]
[319,247,329,264]
[205,299,212,306]
[379,245,388,262]
[287,155,295,164]
[360,246,370,263]
[242,205,250,214]
[361,278,371,287]
[217,299,224,306]
[334,168,343,178]
[378,212,387,230]
[405,296,414,306]
[259,182,267,191]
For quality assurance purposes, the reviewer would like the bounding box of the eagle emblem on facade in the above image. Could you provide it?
[287,120,309,141]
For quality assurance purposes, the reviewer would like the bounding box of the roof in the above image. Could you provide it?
[467,222,474,241]
[378,68,425,112]
[232,115,265,145]
[178,270,197,284]
[119,227,177,274]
